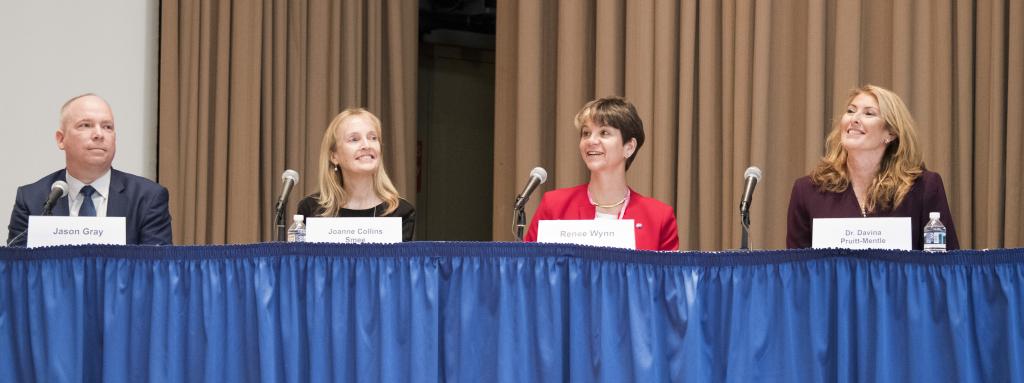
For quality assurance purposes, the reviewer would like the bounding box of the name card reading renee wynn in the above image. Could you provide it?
[27,216,127,248]
[305,217,402,244]
[812,217,912,250]
[537,219,636,249]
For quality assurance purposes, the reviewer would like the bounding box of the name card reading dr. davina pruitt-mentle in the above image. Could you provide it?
[537,219,636,249]
[305,217,402,244]
[812,217,912,250]
[27,216,127,248]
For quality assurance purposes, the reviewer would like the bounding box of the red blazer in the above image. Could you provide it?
[524,184,679,251]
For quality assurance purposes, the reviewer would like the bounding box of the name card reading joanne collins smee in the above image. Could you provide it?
[27,216,127,248]
[305,217,402,244]
[537,219,636,249]
[812,217,912,250]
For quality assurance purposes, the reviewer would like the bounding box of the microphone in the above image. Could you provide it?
[274,169,300,215]
[42,180,69,216]
[513,167,548,211]
[272,170,299,242]
[739,166,762,214]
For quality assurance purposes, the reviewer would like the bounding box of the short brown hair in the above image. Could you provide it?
[574,96,646,170]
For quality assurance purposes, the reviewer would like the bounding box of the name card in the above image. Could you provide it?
[812,217,912,250]
[537,219,636,249]
[306,217,402,244]
[27,216,127,248]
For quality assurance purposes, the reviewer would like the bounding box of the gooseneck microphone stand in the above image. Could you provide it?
[740,208,751,250]
[273,202,287,242]
[513,196,527,241]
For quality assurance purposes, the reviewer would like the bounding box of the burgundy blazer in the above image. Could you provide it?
[786,170,960,250]
[524,184,679,251]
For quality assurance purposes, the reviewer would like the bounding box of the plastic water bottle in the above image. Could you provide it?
[923,212,946,252]
[287,214,306,242]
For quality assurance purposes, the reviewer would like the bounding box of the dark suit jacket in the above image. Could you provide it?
[524,184,679,251]
[786,170,960,250]
[7,169,172,247]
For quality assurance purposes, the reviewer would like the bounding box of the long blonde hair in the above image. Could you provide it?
[315,108,401,215]
[810,84,923,213]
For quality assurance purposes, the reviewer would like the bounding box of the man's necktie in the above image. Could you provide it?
[79,185,96,217]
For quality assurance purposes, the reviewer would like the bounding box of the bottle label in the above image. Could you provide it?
[924,232,945,244]
[923,231,946,252]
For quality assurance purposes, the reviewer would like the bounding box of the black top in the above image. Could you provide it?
[296,194,416,242]
[786,170,960,250]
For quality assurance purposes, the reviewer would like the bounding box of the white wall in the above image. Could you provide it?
[0,1,159,245]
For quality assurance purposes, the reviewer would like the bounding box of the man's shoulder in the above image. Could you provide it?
[111,169,166,193]
[18,170,67,194]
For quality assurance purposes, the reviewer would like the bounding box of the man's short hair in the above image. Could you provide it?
[59,93,104,128]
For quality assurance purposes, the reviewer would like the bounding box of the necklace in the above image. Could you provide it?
[592,196,627,208]
[588,188,629,208]
[855,190,868,217]
[586,187,631,220]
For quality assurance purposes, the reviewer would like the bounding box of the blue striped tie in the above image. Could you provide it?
[79,185,96,217]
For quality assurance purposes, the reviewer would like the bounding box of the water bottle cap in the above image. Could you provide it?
[929,212,940,219]
[293,214,304,222]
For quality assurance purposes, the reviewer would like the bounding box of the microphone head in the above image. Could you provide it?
[51,180,69,197]
[282,169,299,183]
[530,167,548,184]
[744,166,763,182]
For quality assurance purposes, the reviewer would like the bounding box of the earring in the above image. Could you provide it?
[332,165,339,171]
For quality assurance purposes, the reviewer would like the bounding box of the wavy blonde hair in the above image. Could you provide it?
[315,108,401,216]
[810,84,923,213]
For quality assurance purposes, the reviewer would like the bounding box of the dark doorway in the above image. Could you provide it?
[416,0,496,240]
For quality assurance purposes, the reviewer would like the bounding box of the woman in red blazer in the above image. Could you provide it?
[523,97,679,251]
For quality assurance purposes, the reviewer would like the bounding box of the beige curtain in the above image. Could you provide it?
[159,0,417,244]
[495,0,1024,250]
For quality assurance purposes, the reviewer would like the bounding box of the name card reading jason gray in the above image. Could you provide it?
[812,217,912,250]
[305,217,402,244]
[537,219,636,249]
[27,216,127,248]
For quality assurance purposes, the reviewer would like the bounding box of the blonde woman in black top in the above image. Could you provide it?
[297,108,415,241]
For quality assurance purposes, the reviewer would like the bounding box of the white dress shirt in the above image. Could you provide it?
[66,169,111,217]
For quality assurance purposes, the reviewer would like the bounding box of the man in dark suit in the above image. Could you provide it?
[6,94,171,246]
